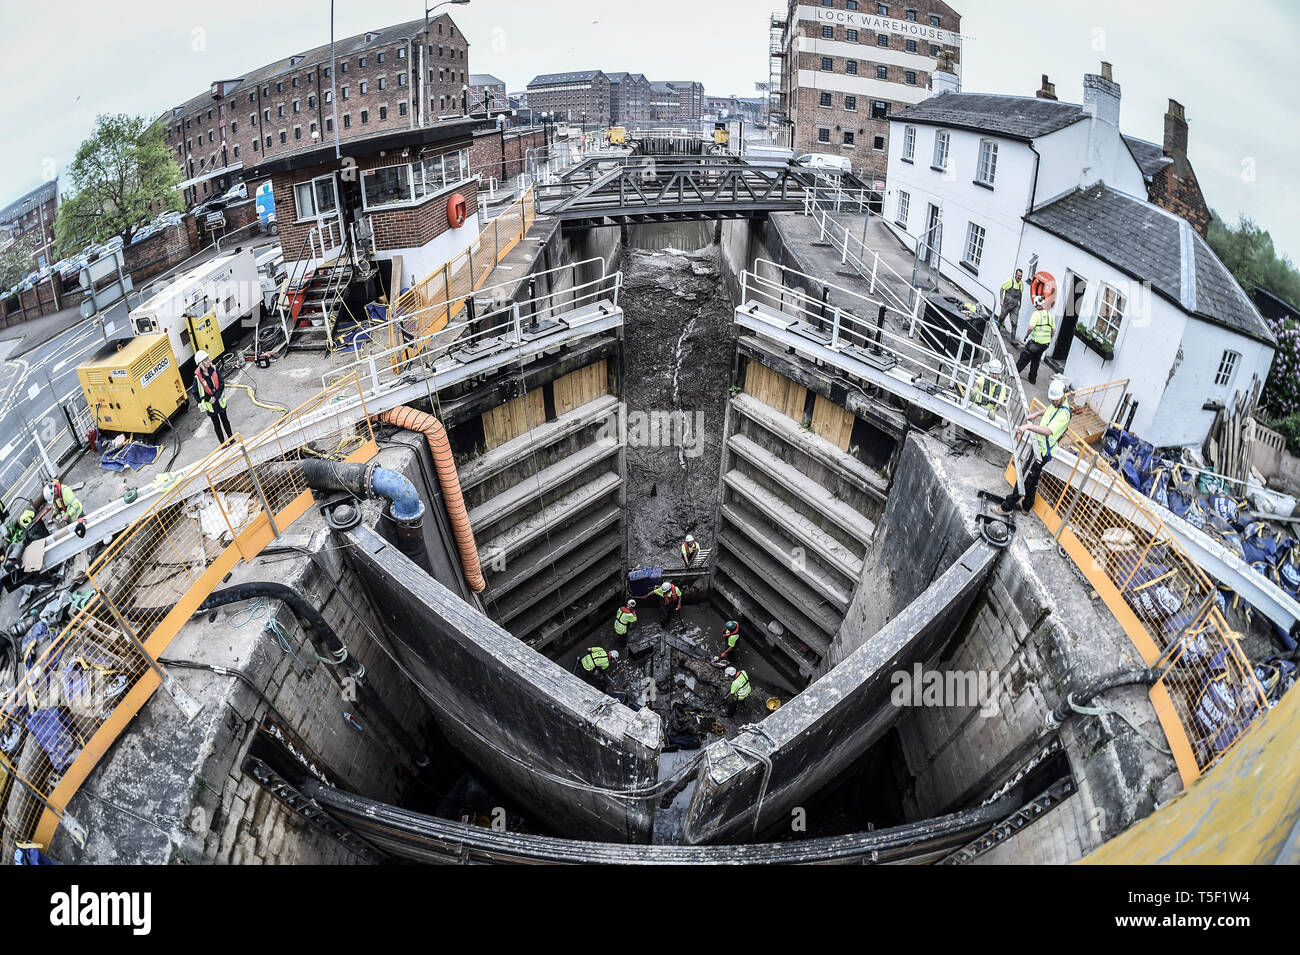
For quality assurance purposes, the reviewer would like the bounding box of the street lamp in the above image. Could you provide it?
[424,0,471,126]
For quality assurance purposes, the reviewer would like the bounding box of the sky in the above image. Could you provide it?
[2,0,1298,259]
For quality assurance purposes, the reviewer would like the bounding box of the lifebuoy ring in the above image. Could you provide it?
[447,193,468,229]
[1030,270,1058,308]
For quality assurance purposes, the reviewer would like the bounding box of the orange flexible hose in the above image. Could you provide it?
[378,406,485,593]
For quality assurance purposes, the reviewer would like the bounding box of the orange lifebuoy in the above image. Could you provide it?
[1030,270,1057,307]
[447,192,468,229]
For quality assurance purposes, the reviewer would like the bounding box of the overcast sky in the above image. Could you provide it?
[2,0,1297,259]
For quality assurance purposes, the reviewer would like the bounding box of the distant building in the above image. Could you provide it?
[775,0,963,180]
[0,180,58,268]
[525,71,611,127]
[469,73,508,112]
[608,73,650,126]
[160,15,470,208]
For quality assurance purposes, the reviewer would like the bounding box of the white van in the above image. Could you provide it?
[795,153,853,175]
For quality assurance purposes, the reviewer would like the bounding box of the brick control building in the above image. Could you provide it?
[608,73,650,126]
[779,0,962,180]
[161,16,470,208]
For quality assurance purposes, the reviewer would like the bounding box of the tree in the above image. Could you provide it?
[53,114,183,258]
[0,234,38,290]
[1207,212,1300,310]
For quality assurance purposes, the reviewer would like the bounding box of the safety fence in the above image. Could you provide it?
[1010,397,1268,785]
[0,382,95,523]
[326,259,622,394]
[383,186,536,349]
[0,373,375,859]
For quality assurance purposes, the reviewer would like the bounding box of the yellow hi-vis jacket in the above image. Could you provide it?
[1033,402,1073,462]
[581,648,612,672]
[614,605,637,635]
[972,374,1006,419]
[729,670,751,701]
[1028,309,1056,345]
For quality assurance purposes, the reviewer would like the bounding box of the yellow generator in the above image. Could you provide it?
[77,333,187,435]
[606,126,628,146]
[713,122,730,146]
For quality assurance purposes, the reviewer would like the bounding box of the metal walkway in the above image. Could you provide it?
[535,155,812,227]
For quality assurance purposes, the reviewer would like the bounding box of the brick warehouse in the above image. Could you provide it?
[246,119,483,286]
[525,71,612,128]
[161,15,470,208]
[779,0,962,181]
[0,179,58,269]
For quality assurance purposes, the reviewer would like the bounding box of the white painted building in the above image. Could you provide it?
[881,64,1276,448]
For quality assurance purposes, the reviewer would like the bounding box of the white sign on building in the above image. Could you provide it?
[794,5,962,47]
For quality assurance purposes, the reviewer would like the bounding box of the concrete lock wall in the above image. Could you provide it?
[342,523,662,842]
[682,539,998,845]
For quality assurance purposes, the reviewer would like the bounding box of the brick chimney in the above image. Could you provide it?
[1036,74,1057,100]
[931,48,959,95]
[1164,98,1190,178]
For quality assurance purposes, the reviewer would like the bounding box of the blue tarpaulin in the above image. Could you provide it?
[99,441,161,472]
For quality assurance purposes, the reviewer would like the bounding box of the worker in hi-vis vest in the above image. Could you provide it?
[680,534,700,568]
[1001,378,1073,514]
[719,620,740,659]
[576,647,619,678]
[652,581,682,623]
[613,599,637,636]
[967,360,1007,420]
[1015,297,1056,386]
[998,269,1025,335]
[724,667,751,716]
[193,350,232,443]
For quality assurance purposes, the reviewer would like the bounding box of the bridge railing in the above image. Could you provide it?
[1013,396,1269,785]
[326,263,623,394]
[742,261,1020,426]
[0,373,376,859]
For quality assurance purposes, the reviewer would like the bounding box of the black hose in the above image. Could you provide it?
[198,582,429,768]
[148,406,181,472]
[1048,668,1164,725]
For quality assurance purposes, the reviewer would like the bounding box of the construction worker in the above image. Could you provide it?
[43,480,86,538]
[719,620,740,659]
[653,580,682,623]
[4,506,36,543]
[997,269,1025,335]
[576,647,619,679]
[193,350,232,443]
[724,667,751,716]
[1000,378,1072,514]
[1015,297,1056,386]
[613,599,638,637]
[680,534,700,568]
[968,360,1007,420]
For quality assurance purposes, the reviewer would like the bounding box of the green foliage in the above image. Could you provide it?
[53,114,183,258]
[1272,412,1300,457]
[0,234,38,290]
[1207,211,1300,311]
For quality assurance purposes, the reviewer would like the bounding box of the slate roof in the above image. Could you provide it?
[469,74,505,87]
[891,92,1088,141]
[1025,185,1276,346]
[1123,135,1173,180]
[0,180,58,225]
[528,70,606,87]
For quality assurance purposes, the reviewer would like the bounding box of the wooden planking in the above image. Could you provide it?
[482,387,547,450]
[744,360,807,423]
[810,394,854,451]
[553,359,609,417]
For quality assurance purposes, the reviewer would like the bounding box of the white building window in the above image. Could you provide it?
[895,190,910,228]
[976,139,998,186]
[932,130,949,171]
[1214,349,1241,387]
[1094,283,1126,344]
[902,125,915,162]
[962,222,986,271]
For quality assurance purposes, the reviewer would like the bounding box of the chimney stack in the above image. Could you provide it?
[1036,74,1057,100]
[930,48,959,95]
[1082,61,1121,127]
[1164,98,1190,178]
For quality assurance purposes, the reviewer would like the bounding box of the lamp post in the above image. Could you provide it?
[424,0,471,127]
[462,83,469,117]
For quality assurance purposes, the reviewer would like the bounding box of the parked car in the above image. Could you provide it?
[794,153,853,174]
[105,235,124,251]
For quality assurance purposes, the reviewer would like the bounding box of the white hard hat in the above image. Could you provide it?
[1048,379,1066,401]
[627,598,636,608]
[194,350,209,364]
[1032,295,1046,309]
[684,534,694,543]
[985,359,1003,376]
[725,666,737,678]
[43,482,55,503]
[608,649,620,660]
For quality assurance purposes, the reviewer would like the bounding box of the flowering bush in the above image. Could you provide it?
[1263,315,1300,422]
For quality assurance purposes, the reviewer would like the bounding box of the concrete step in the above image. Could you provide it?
[458,395,619,492]
[722,469,865,582]
[712,571,821,682]
[491,525,623,628]
[727,432,876,547]
[720,501,852,612]
[531,580,624,657]
[468,440,620,533]
[714,534,839,647]
[477,471,622,568]
[482,502,621,600]
[731,392,889,500]
[514,559,623,647]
